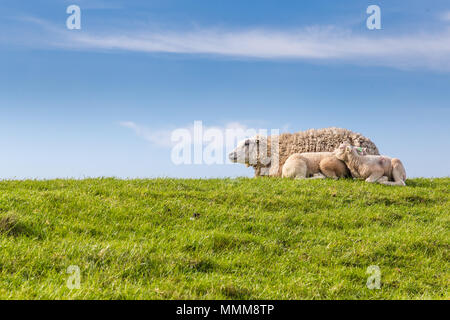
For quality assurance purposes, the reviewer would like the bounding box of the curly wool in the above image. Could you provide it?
[256,127,379,177]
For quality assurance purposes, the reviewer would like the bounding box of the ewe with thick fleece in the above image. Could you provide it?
[282,152,350,179]
[334,142,407,186]
[229,127,379,177]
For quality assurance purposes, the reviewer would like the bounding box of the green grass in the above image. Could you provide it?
[0,177,448,299]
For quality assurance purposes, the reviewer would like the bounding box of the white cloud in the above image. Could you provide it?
[62,0,123,10]
[119,121,174,147]
[57,27,450,71]
[120,121,259,147]
[7,17,450,71]
[121,120,292,152]
[440,11,450,21]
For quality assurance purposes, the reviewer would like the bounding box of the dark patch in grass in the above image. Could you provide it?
[282,214,304,228]
[404,179,439,188]
[182,241,203,252]
[73,226,104,237]
[0,213,37,238]
[408,240,449,256]
[275,239,292,249]
[388,212,405,221]
[187,258,215,273]
[320,219,345,230]
[370,212,405,227]
[209,233,258,252]
[0,214,18,234]
[364,195,436,206]
[403,195,435,205]
[243,224,256,233]
[339,259,365,268]
[221,284,252,299]
[120,256,164,279]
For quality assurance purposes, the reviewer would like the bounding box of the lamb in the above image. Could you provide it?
[228,127,379,177]
[282,152,350,179]
[334,142,407,186]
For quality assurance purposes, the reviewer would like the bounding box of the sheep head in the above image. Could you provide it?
[334,142,353,161]
[335,142,366,161]
[228,135,270,167]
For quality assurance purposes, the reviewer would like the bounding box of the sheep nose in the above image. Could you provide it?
[229,152,237,162]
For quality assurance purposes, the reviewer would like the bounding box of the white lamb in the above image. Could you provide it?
[334,142,407,186]
[282,152,350,179]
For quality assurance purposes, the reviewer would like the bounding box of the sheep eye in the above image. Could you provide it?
[244,140,250,146]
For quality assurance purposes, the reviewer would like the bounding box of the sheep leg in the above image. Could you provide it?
[365,171,384,183]
[308,173,326,179]
[282,157,308,179]
[379,176,406,186]
[319,164,338,179]
[379,180,406,186]
[319,157,348,179]
[319,168,339,180]
[393,158,407,183]
[379,159,406,186]
[379,172,406,186]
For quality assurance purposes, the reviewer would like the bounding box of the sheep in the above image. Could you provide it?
[334,142,407,186]
[282,152,350,179]
[228,127,379,177]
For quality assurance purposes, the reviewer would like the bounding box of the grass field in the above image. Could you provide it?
[0,177,448,299]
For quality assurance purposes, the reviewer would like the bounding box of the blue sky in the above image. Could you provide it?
[0,0,449,179]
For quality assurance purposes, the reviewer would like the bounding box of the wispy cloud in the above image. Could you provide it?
[440,11,450,21]
[74,27,450,70]
[7,17,450,71]
[62,0,123,10]
[119,121,257,148]
[119,121,174,147]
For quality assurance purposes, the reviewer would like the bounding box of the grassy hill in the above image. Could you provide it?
[0,177,448,299]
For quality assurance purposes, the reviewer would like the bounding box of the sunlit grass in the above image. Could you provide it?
[0,177,448,299]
